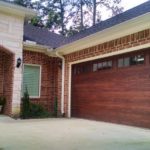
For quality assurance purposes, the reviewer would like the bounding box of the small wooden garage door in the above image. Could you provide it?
[71,49,150,128]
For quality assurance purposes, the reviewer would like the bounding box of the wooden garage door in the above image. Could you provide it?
[71,50,150,128]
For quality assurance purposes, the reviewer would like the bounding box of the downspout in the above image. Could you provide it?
[55,51,65,116]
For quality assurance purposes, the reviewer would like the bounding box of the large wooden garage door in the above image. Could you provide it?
[71,49,150,128]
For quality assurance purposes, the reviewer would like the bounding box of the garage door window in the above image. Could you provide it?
[93,60,112,71]
[118,54,144,68]
[130,55,144,65]
[93,64,98,72]
[73,64,91,75]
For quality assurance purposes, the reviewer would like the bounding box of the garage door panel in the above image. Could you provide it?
[72,105,150,114]
[72,110,150,125]
[72,104,150,116]
[73,77,150,91]
[72,98,150,115]
[73,66,149,81]
[72,91,150,104]
[72,95,150,117]
[72,108,150,128]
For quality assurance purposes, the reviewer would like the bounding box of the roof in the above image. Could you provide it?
[0,0,36,19]
[23,0,150,48]
[23,24,67,48]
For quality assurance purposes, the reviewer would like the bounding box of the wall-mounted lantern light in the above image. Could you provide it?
[16,58,22,68]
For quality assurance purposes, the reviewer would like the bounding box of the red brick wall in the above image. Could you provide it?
[63,29,150,116]
[66,29,150,62]
[23,50,61,113]
[0,50,14,115]
[4,53,14,115]
[57,66,62,115]
[0,53,3,95]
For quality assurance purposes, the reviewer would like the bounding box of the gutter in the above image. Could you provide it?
[56,51,65,116]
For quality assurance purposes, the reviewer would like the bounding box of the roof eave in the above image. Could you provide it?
[55,12,150,55]
[0,1,36,19]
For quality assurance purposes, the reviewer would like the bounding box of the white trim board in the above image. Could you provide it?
[67,43,150,117]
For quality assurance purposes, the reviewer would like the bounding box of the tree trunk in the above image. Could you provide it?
[80,0,84,30]
[93,0,96,25]
[60,0,65,35]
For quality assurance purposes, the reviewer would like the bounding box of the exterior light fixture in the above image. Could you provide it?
[16,58,22,68]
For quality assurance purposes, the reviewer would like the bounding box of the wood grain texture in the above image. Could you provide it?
[71,50,150,128]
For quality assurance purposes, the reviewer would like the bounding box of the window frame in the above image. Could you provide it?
[93,59,113,72]
[22,64,42,99]
[117,52,145,69]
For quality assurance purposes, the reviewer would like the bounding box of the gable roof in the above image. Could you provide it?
[23,0,150,49]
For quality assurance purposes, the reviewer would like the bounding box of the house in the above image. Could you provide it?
[0,0,150,128]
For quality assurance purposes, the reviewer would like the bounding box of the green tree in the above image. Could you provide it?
[45,0,73,35]
[92,0,123,25]
[71,0,123,30]
[13,0,33,7]
[7,0,123,36]
[46,10,61,32]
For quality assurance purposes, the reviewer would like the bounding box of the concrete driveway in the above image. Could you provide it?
[0,116,150,150]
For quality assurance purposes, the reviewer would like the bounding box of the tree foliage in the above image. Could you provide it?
[4,0,123,36]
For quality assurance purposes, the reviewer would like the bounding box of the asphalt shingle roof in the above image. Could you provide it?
[23,0,150,48]
[23,24,67,48]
